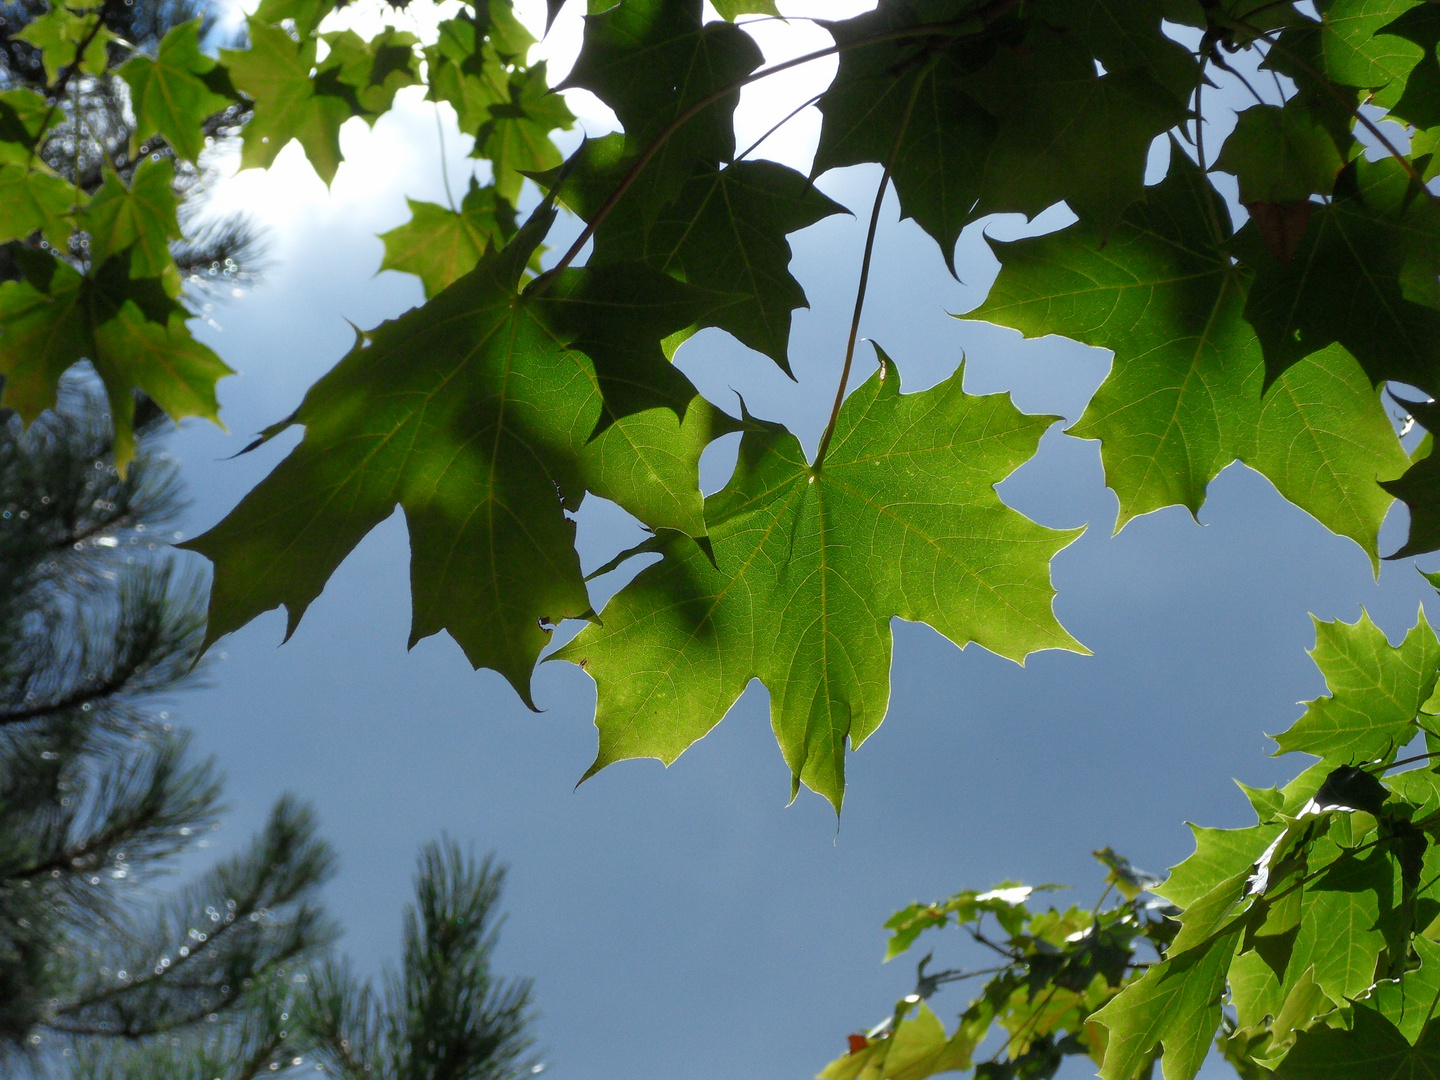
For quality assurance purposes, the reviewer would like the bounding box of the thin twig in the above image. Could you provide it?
[734,90,825,165]
[435,103,456,212]
[1376,749,1440,773]
[811,66,926,471]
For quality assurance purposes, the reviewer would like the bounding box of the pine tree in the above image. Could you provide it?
[0,380,339,1077]
[300,840,540,1080]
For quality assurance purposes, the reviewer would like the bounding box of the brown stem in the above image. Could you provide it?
[811,67,926,472]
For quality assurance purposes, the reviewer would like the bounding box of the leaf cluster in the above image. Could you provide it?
[1,0,1436,813]
[822,597,1440,1080]
[820,854,1176,1080]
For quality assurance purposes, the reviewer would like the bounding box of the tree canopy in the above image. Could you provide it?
[2,2,1439,1071]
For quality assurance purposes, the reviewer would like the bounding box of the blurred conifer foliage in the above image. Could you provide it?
[0,380,338,1074]
[0,385,539,1079]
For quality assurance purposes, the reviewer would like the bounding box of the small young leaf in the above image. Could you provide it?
[378,179,516,298]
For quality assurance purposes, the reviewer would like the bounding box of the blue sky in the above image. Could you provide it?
[160,3,1438,1077]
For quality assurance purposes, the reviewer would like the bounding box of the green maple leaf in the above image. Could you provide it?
[563,0,761,210]
[15,5,115,84]
[819,1003,979,1080]
[1245,158,1440,397]
[119,19,237,162]
[378,178,516,298]
[183,216,733,706]
[0,88,52,164]
[1158,822,1284,909]
[1286,837,1398,1005]
[0,163,75,246]
[563,143,846,374]
[1090,923,1240,1080]
[222,18,357,185]
[1368,931,1440,1043]
[554,345,1083,811]
[424,15,508,134]
[1383,400,1440,558]
[1272,610,1439,762]
[473,63,573,204]
[1263,18,1364,152]
[711,0,778,19]
[962,26,1188,234]
[1276,1007,1440,1078]
[1379,4,1440,130]
[969,150,1409,563]
[1032,0,1199,103]
[813,3,997,274]
[1322,0,1426,107]
[1214,102,1344,203]
[318,27,421,121]
[254,0,336,37]
[0,254,230,469]
[79,156,180,278]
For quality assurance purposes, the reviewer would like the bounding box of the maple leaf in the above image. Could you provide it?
[1213,102,1344,204]
[1382,399,1440,558]
[0,163,74,247]
[1245,158,1440,396]
[222,18,358,185]
[253,0,337,38]
[813,2,998,275]
[562,0,762,211]
[319,26,422,121]
[79,156,181,278]
[554,346,1083,811]
[554,140,846,374]
[378,177,517,298]
[711,0,779,18]
[0,254,230,470]
[424,14,510,135]
[119,19,237,162]
[14,5,114,84]
[1089,924,1241,1080]
[1380,3,1440,132]
[969,149,1409,564]
[0,88,50,164]
[1271,610,1440,763]
[183,214,734,706]
[1032,0,1199,103]
[473,63,574,205]
[962,26,1188,235]
[1321,0,1426,108]
[1275,1007,1440,1080]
